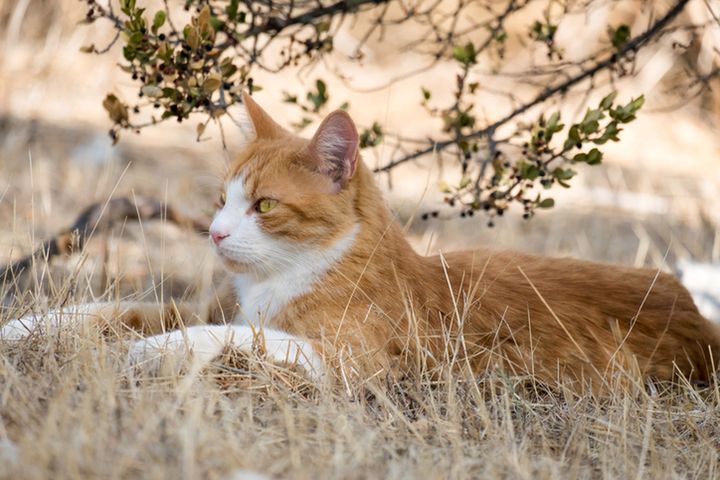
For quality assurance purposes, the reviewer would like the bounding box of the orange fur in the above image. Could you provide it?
[218,94,720,390]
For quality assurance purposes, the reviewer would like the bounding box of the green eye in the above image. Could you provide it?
[218,191,227,207]
[256,198,278,213]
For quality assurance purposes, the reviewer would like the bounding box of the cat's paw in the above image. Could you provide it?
[127,328,227,376]
[0,318,37,341]
[127,331,184,375]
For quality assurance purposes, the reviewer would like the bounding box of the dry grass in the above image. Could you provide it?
[1,301,720,479]
[2,0,720,478]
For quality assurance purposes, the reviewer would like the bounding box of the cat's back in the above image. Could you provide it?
[425,247,720,383]
[437,247,698,315]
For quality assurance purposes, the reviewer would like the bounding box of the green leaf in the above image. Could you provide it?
[122,45,136,61]
[552,168,576,180]
[572,152,587,163]
[152,11,166,33]
[547,112,561,131]
[519,162,540,180]
[580,120,599,135]
[600,91,618,110]
[127,31,143,46]
[564,125,581,150]
[452,42,477,65]
[586,148,603,165]
[202,73,222,94]
[537,198,555,209]
[582,108,604,123]
[227,0,239,20]
[611,24,631,51]
[627,95,645,114]
[283,92,298,104]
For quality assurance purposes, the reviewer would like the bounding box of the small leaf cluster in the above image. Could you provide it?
[530,19,562,60]
[610,24,631,51]
[283,80,382,149]
[89,0,340,143]
[283,79,334,131]
[359,122,384,149]
[424,92,644,225]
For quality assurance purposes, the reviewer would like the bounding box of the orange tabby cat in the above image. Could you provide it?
[4,93,719,390]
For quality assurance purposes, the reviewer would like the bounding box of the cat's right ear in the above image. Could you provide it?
[238,92,288,140]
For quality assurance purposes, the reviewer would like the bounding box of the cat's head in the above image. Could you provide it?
[209,93,362,275]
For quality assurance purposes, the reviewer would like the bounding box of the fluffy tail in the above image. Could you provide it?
[0,301,203,341]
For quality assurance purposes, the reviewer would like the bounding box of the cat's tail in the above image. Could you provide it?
[0,301,202,341]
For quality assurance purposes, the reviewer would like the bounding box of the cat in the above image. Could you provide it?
[3,92,719,391]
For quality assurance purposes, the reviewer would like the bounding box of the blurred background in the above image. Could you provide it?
[1,0,719,317]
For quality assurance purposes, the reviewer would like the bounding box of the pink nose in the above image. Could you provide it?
[210,230,229,245]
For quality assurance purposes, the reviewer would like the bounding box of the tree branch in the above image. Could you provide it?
[245,0,391,36]
[0,197,210,286]
[374,0,691,173]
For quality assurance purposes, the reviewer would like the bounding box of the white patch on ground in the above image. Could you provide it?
[222,469,270,480]
[678,260,720,322]
[0,437,19,467]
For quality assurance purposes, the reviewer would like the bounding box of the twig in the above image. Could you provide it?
[373,0,691,173]
[0,196,209,285]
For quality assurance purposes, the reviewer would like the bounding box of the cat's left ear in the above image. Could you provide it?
[308,110,359,189]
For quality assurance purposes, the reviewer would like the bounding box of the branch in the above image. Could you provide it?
[245,0,391,36]
[0,197,210,285]
[374,0,691,173]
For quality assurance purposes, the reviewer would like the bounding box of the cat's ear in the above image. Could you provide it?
[308,110,359,188]
[239,92,287,140]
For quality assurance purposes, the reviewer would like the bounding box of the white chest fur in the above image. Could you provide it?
[233,223,359,327]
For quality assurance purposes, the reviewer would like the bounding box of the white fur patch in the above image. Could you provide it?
[233,102,257,145]
[210,176,359,327]
[128,325,324,378]
[0,303,110,341]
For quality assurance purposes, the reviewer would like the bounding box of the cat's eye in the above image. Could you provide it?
[255,198,278,214]
[217,191,227,208]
